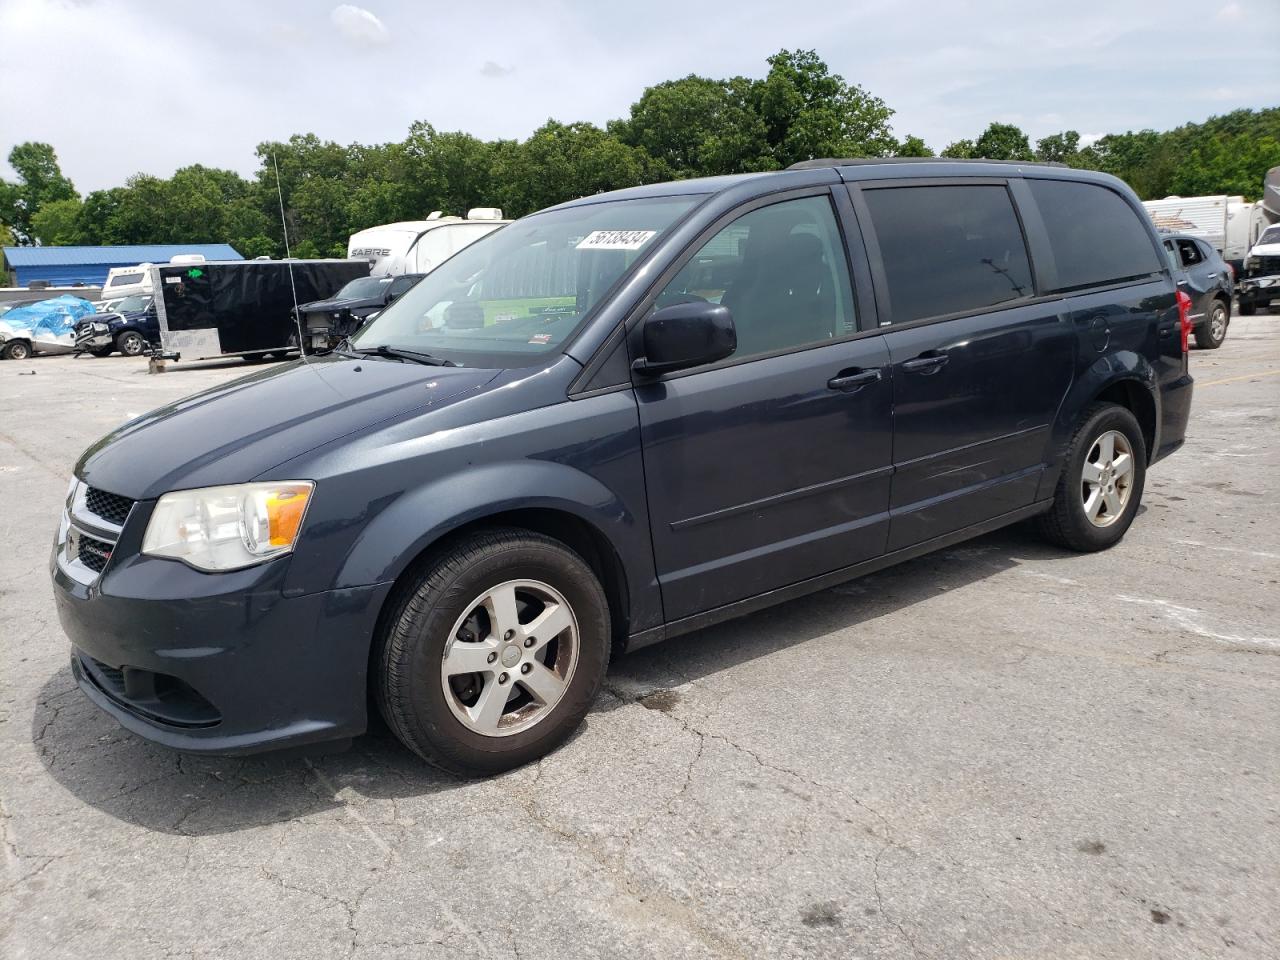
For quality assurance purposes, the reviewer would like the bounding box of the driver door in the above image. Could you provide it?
[633,192,893,622]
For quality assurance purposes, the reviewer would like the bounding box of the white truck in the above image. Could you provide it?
[1142,194,1270,273]
[347,209,508,278]
[1236,166,1280,315]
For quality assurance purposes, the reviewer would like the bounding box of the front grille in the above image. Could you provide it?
[1250,255,1280,276]
[84,487,134,526]
[78,533,113,573]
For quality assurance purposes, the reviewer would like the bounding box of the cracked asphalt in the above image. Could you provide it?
[2,320,1279,960]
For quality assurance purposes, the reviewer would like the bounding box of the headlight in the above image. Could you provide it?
[142,481,314,571]
[1246,257,1260,269]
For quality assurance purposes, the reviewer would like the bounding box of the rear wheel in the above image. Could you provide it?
[1036,403,1146,552]
[115,331,146,356]
[1195,300,1228,349]
[2,340,31,361]
[375,528,610,775]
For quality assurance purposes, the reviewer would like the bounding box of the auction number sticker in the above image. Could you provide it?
[575,230,656,251]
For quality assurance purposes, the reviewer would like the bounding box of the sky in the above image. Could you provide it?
[2,0,1278,192]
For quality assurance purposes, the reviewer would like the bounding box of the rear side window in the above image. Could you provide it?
[862,185,1033,325]
[1027,179,1163,292]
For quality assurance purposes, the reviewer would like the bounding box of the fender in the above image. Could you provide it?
[311,458,663,637]
[1036,350,1159,500]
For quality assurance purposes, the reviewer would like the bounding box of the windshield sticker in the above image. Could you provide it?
[575,230,656,251]
[528,333,553,344]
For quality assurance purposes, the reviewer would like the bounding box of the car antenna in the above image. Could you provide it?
[273,153,308,363]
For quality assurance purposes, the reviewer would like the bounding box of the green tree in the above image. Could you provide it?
[1034,130,1081,164]
[971,122,1033,161]
[940,139,975,159]
[30,196,85,244]
[615,75,771,177]
[492,121,650,216]
[894,135,932,157]
[751,49,896,167]
[1,142,78,244]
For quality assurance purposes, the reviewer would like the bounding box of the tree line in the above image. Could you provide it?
[2,49,1278,264]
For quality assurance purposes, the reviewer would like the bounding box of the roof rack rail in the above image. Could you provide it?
[786,157,1067,170]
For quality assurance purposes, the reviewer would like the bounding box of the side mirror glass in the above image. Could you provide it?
[633,300,736,376]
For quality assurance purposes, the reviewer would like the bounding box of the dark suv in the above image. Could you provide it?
[1161,233,1233,349]
[52,160,1194,774]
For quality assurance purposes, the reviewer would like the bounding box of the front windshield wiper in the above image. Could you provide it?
[353,344,458,366]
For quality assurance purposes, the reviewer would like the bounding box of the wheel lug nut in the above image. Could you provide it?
[486,652,497,664]
[520,663,531,674]
[524,636,536,648]
[498,673,509,684]
[504,629,515,641]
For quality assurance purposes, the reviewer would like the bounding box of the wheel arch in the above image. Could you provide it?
[1039,355,1160,499]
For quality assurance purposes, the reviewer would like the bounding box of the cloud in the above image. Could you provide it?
[330,4,389,46]
[1216,2,1243,21]
[1079,133,1105,147]
[480,60,514,78]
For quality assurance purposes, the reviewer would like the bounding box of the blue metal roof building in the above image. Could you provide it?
[2,244,242,287]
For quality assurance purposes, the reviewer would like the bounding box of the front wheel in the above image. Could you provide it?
[87,346,114,358]
[1037,403,1146,552]
[1238,300,1256,316]
[1195,300,1228,349]
[375,528,610,775]
[2,340,31,361]
[115,331,146,357]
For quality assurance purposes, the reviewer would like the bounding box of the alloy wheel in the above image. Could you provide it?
[1209,303,1227,344]
[440,579,579,738]
[1080,429,1135,527]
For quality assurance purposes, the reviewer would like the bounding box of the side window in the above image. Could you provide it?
[1027,179,1163,292]
[654,195,855,360]
[1162,239,1180,272]
[861,184,1033,325]
[1176,239,1203,267]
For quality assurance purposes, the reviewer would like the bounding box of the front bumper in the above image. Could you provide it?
[52,524,394,755]
[1238,274,1280,304]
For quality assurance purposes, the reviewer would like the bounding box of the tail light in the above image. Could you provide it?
[1176,290,1192,353]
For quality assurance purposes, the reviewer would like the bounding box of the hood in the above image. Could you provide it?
[1248,241,1280,258]
[77,356,501,500]
[298,294,381,314]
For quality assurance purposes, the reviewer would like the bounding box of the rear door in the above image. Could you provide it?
[850,179,1074,550]
[633,191,893,622]
[1172,237,1217,324]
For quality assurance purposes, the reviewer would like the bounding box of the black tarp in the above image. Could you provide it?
[157,260,369,355]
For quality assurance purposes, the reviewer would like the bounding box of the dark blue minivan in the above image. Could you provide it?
[52,160,1194,774]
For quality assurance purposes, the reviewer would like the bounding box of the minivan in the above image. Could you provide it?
[52,160,1194,774]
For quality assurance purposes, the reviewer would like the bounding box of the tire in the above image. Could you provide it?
[115,331,146,357]
[87,346,114,358]
[1036,403,1147,552]
[375,528,611,775]
[1238,300,1256,316]
[2,340,31,361]
[1194,300,1229,349]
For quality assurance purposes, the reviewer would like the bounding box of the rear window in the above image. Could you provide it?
[108,272,144,287]
[1027,179,1163,292]
[862,184,1034,325]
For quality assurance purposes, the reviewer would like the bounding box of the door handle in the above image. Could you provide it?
[1206,273,1217,279]
[901,351,949,374]
[827,368,882,392]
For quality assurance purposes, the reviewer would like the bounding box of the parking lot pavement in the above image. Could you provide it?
[1,329,1277,960]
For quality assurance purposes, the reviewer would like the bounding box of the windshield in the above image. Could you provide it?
[114,295,151,313]
[335,277,392,300]
[351,196,699,366]
[1258,226,1280,246]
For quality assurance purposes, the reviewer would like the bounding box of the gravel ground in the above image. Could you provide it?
[2,322,1278,960]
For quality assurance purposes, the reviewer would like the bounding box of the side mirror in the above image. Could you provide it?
[633,301,736,376]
